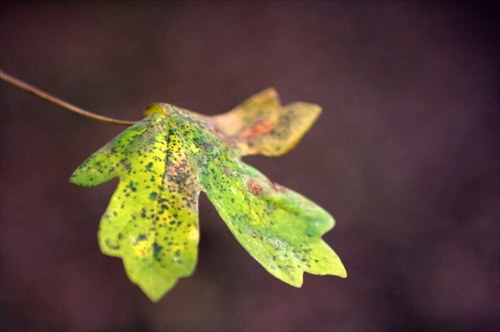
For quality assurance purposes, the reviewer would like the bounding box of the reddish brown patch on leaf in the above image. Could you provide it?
[167,162,189,180]
[224,166,233,176]
[269,180,286,193]
[238,118,275,140]
[248,179,263,196]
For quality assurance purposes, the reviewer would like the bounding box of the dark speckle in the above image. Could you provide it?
[135,234,147,244]
[153,242,163,256]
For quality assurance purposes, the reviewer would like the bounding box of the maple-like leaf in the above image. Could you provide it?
[70,88,346,301]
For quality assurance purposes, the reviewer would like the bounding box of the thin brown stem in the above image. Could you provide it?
[0,69,136,126]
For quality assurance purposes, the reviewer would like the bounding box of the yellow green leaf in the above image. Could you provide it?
[70,89,346,301]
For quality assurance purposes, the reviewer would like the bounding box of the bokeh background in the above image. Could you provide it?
[1,1,498,331]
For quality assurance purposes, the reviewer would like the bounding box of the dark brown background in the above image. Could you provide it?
[1,2,498,331]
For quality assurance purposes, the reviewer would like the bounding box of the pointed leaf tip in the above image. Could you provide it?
[210,88,322,156]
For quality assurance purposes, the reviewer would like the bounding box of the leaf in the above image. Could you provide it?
[70,88,346,301]
[211,88,322,156]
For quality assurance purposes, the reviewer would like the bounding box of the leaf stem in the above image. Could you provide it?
[0,69,136,126]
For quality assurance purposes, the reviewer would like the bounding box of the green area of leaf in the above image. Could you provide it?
[70,88,346,301]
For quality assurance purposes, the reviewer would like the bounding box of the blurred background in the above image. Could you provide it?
[1,1,498,331]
